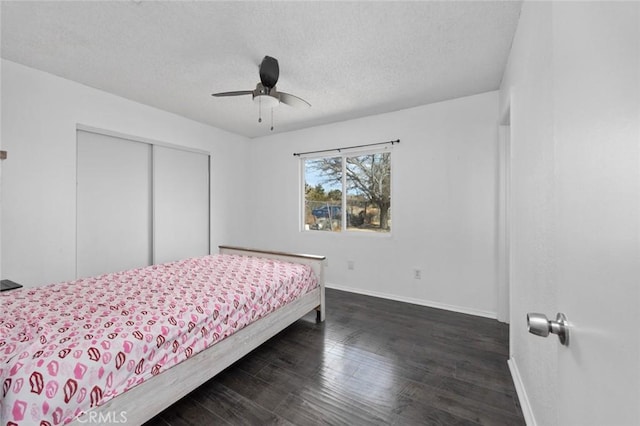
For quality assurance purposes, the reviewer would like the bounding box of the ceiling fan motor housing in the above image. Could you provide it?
[259,56,279,88]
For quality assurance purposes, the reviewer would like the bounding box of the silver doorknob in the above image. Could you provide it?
[527,312,569,346]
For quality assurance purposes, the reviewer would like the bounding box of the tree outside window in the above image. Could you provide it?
[303,150,391,233]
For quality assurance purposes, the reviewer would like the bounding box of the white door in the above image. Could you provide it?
[552,3,639,425]
[153,146,210,264]
[77,130,152,277]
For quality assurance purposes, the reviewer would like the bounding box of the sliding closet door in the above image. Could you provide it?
[153,146,210,264]
[76,130,152,277]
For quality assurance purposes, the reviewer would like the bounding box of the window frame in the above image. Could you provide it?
[300,146,393,236]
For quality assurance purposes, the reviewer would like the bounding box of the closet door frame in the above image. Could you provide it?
[76,124,211,277]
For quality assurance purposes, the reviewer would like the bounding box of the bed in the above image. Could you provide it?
[0,245,325,425]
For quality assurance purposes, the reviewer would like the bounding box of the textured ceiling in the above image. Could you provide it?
[1,1,522,138]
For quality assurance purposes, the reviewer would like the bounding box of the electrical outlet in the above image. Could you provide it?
[413,269,422,279]
[347,260,355,270]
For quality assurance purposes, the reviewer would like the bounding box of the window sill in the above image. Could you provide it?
[300,229,393,239]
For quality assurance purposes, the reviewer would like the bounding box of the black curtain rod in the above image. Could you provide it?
[293,139,400,157]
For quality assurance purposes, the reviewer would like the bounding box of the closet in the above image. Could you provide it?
[76,128,210,278]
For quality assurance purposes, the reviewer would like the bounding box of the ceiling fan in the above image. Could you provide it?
[212,56,310,129]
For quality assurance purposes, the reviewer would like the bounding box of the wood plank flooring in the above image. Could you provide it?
[144,289,524,425]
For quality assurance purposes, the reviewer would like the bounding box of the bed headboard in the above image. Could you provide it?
[218,245,325,286]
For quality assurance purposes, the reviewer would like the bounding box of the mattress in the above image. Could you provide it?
[0,254,317,425]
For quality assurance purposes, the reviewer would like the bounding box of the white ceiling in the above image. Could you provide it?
[1,1,522,138]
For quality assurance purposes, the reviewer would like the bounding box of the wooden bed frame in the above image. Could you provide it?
[69,245,325,425]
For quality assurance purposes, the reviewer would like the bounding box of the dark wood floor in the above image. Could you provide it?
[144,289,524,425]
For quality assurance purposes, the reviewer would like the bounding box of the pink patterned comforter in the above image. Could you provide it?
[0,254,317,425]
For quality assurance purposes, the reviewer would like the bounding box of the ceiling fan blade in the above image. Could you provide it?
[259,56,279,89]
[211,90,253,97]
[278,91,311,108]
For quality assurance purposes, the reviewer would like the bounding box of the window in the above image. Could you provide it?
[303,149,391,233]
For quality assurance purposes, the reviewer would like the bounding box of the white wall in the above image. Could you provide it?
[1,60,249,287]
[0,7,3,283]
[245,91,500,318]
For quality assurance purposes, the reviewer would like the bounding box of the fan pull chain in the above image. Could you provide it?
[270,107,274,131]
[258,97,262,123]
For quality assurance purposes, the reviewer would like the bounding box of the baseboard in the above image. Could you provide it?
[508,357,536,426]
[325,282,497,319]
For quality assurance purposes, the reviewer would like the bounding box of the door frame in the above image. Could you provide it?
[497,108,512,324]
